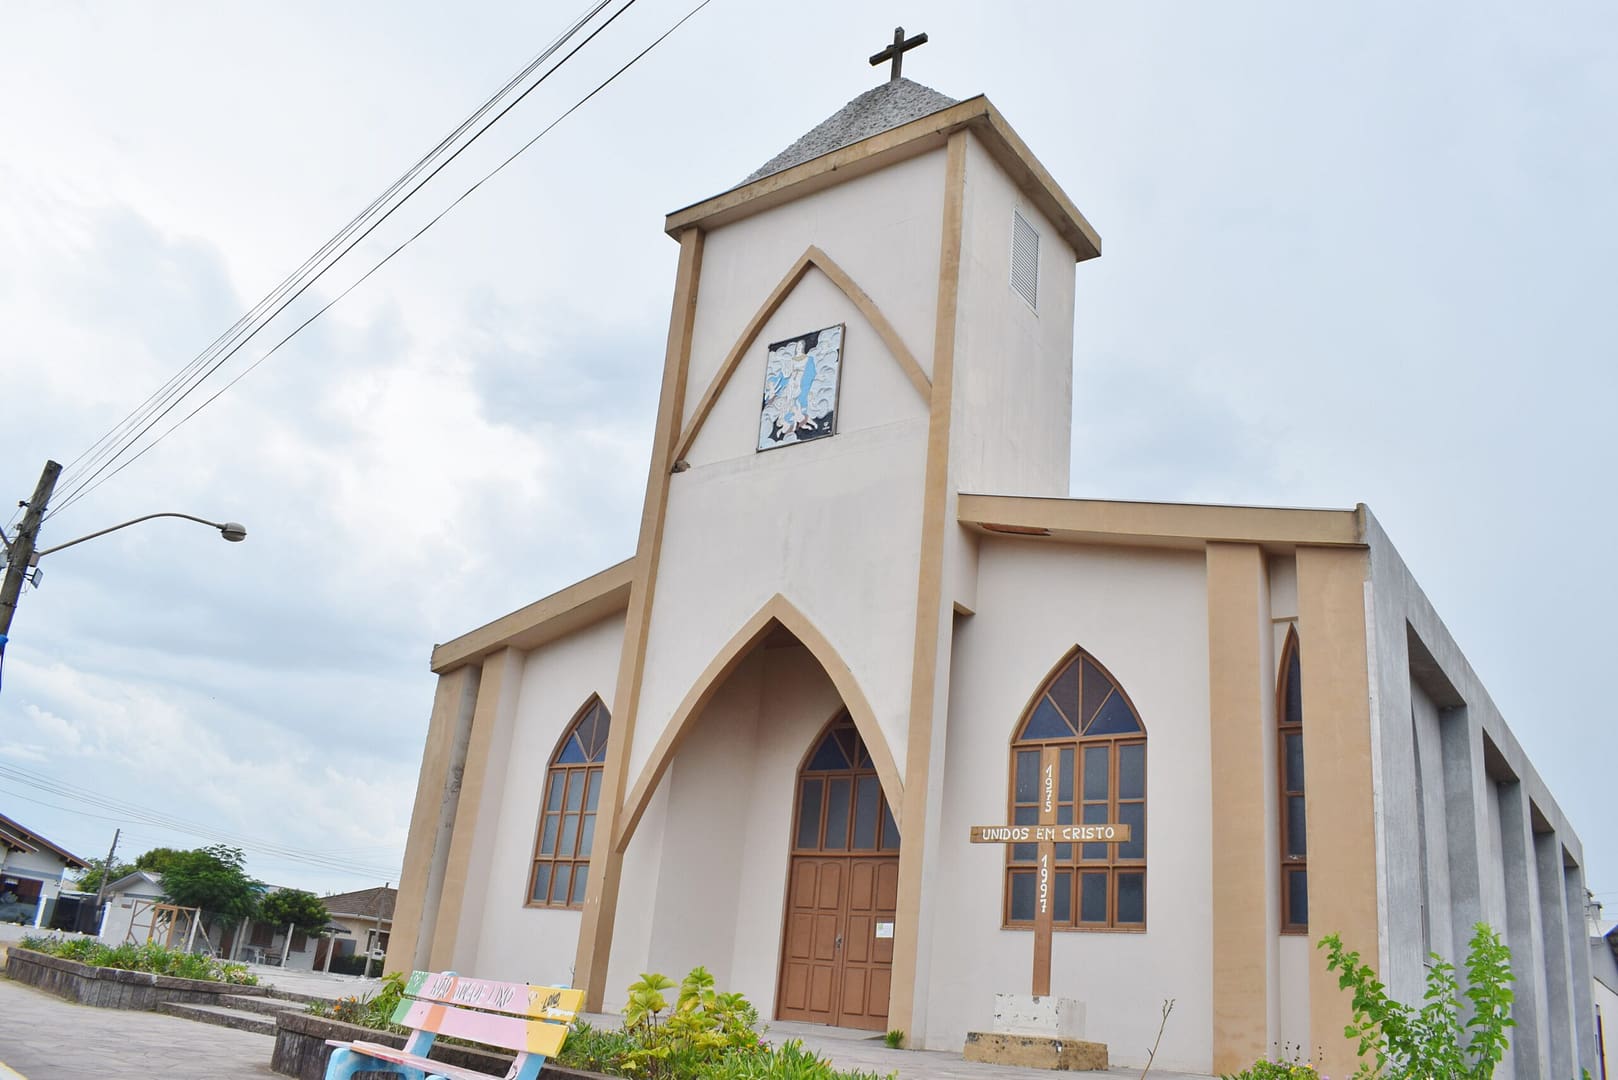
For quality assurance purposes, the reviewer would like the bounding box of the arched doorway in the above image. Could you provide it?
[776,711,900,1030]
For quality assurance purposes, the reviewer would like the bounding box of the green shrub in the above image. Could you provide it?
[18,935,257,985]
[1220,1060,1319,1079]
[882,1030,904,1050]
[1321,921,1513,1079]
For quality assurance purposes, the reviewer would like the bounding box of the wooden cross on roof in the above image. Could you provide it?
[869,26,928,82]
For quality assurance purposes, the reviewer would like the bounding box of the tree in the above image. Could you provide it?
[72,857,134,895]
[258,888,329,933]
[158,845,261,920]
[133,847,187,875]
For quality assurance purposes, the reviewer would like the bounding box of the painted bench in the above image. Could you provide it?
[323,970,581,1080]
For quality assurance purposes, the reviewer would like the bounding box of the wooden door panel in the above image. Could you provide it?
[778,859,844,1025]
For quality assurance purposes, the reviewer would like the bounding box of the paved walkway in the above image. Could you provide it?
[0,973,1210,1080]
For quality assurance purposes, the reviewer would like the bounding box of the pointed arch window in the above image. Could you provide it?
[1278,628,1307,932]
[1007,649,1147,930]
[792,712,900,854]
[526,696,610,909]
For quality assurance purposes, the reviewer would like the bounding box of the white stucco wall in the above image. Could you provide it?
[601,643,846,1014]
[458,613,626,987]
[933,538,1212,1071]
[0,846,77,926]
[951,133,1076,500]
[630,152,951,806]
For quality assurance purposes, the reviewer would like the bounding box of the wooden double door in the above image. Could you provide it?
[776,714,901,1031]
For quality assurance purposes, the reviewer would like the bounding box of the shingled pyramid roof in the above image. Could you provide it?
[743,78,958,185]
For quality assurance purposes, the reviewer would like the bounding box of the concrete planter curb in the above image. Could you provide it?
[4,947,269,1011]
[272,1011,615,1080]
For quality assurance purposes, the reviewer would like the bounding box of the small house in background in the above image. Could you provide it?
[97,870,167,944]
[318,886,395,975]
[0,811,89,928]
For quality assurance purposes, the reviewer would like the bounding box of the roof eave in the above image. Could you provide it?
[430,557,637,673]
[958,493,1368,554]
[664,96,1102,262]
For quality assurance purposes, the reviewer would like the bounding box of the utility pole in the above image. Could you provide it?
[93,828,121,908]
[0,460,64,665]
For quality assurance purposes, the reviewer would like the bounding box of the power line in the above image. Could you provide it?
[0,763,399,879]
[58,0,717,511]
[46,0,645,519]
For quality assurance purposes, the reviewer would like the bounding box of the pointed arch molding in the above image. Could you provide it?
[611,593,903,854]
[672,245,933,463]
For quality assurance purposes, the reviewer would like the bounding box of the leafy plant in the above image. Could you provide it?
[1219,1061,1319,1080]
[258,888,330,933]
[882,1030,904,1049]
[1321,921,1514,1079]
[17,935,256,985]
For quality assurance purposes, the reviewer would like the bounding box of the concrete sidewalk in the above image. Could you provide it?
[0,975,277,1079]
[0,973,1212,1080]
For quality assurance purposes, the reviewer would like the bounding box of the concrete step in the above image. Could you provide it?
[220,993,310,1017]
[260,985,330,1007]
[155,1000,278,1036]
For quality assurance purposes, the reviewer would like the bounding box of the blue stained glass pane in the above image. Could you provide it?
[1285,642,1303,727]
[1118,802,1145,860]
[1010,871,1035,921]
[1053,870,1072,923]
[1080,658,1112,728]
[592,705,612,759]
[550,864,572,905]
[571,863,590,905]
[1287,869,1308,926]
[545,776,565,812]
[1286,796,1307,857]
[1015,750,1039,803]
[1079,872,1107,922]
[1284,733,1305,792]
[1086,692,1142,736]
[1117,872,1145,924]
[880,802,900,850]
[529,864,551,904]
[806,733,850,771]
[1058,748,1074,802]
[556,734,588,764]
[824,778,851,849]
[579,813,596,857]
[834,727,859,764]
[576,708,600,760]
[585,769,601,812]
[796,780,823,849]
[1081,803,1108,861]
[1012,804,1037,861]
[540,814,559,855]
[1056,803,1073,861]
[1049,660,1080,729]
[1118,744,1145,799]
[853,776,880,850]
[1083,746,1109,801]
[1021,697,1073,740]
[565,771,585,811]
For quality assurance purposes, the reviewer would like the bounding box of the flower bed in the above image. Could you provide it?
[5,946,268,1011]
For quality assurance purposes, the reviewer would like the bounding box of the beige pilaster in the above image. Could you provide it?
[386,664,479,974]
[573,226,705,1008]
[888,129,968,1041]
[1205,542,1272,1071]
[428,646,520,970]
[1295,546,1378,1079]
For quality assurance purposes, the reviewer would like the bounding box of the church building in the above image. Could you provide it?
[385,61,1598,1076]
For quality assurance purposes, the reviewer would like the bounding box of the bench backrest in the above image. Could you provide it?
[391,971,581,1058]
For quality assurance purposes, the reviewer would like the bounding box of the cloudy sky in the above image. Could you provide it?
[1,1,1614,913]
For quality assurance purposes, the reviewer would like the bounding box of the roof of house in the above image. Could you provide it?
[104,870,164,894]
[742,78,959,185]
[0,812,89,868]
[321,885,395,922]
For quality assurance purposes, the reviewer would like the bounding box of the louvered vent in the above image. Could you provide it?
[1010,208,1039,310]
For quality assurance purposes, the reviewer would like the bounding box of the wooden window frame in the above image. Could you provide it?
[1278,627,1307,934]
[788,711,900,858]
[1003,648,1148,933]
[525,695,610,911]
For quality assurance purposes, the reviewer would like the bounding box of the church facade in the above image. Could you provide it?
[385,79,1597,1076]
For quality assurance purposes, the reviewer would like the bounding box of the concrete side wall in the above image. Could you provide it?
[933,538,1212,1072]
[454,614,625,988]
[951,133,1076,499]
[1362,510,1596,1074]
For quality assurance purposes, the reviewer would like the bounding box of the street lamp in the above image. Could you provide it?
[0,478,248,693]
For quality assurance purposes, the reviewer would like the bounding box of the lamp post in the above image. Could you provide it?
[0,457,246,693]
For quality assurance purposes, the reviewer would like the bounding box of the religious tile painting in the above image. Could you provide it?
[757,324,844,451]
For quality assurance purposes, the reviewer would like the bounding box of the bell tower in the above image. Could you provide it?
[574,50,1102,1045]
